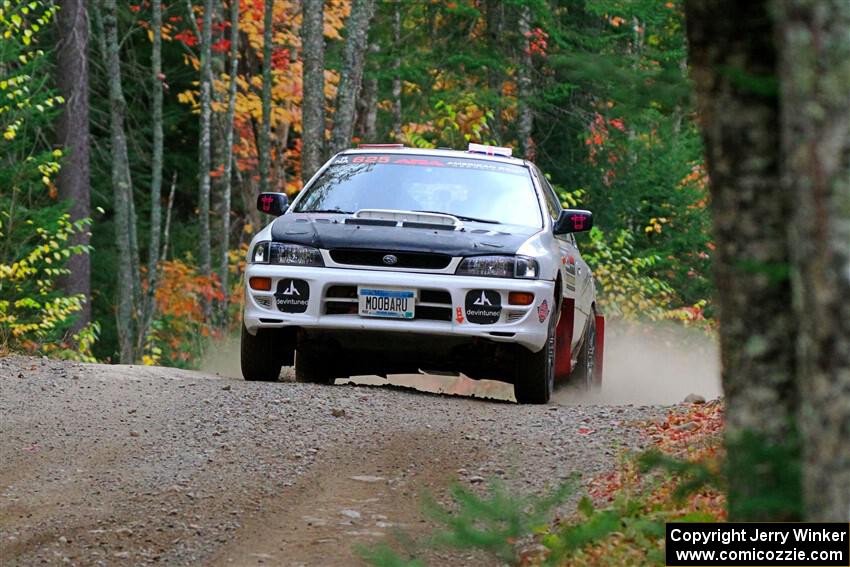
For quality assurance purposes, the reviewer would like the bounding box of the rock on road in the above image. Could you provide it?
[0,356,669,566]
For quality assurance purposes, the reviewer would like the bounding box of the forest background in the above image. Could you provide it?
[0,0,711,366]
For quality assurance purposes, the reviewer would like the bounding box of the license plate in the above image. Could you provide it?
[358,287,416,319]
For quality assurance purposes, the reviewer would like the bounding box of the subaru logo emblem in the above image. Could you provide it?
[382,254,398,265]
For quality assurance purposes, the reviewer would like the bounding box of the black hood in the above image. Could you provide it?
[269,213,538,256]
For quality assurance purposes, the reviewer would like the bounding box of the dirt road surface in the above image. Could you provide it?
[0,355,673,566]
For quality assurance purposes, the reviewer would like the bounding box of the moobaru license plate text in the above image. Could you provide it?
[358,288,415,319]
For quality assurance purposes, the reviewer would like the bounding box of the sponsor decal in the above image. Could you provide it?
[455,307,464,324]
[571,214,588,231]
[275,279,310,313]
[334,156,349,164]
[537,299,550,323]
[351,155,391,164]
[390,158,445,166]
[444,161,525,175]
[260,194,274,213]
[465,290,501,324]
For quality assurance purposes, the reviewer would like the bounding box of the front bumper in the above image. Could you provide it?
[243,265,554,352]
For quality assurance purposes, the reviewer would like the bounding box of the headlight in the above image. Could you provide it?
[251,241,324,266]
[455,255,539,279]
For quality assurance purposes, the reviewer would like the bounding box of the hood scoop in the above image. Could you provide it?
[347,209,459,231]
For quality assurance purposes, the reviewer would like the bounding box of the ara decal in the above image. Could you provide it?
[455,307,465,324]
[537,299,550,323]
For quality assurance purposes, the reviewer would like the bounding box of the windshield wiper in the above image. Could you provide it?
[412,210,501,224]
[303,209,353,215]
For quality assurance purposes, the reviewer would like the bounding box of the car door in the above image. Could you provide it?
[569,232,594,320]
[536,171,589,344]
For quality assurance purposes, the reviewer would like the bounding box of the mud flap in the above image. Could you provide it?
[554,298,574,381]
[594,313,605,386]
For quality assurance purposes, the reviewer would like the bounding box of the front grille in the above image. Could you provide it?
[323,285,452,322]
[329,249,452,270]
[417,306,452,322]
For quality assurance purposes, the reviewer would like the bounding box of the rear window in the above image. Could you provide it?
[293,154,543,228]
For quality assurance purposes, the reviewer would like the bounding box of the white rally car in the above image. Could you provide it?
[241,143,604,403]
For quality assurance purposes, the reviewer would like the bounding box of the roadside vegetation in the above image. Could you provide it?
[359,401,724,566]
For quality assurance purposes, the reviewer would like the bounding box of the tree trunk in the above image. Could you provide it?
[329,0,376,155]
[55,0,91,333]
[301,0,325,182]
[273,120,290,190]
[258,0,273,193]
[101,0,137,363]
[516,5,534,159]
[355,43,379,141]
[198,0,214,321]
[684,0,801,520]
[483,0,504,144]
[220,0,240,316]
[137,0,165,351]
[390,1,402,140]
[127,182,142,320]
[777,0,850,521]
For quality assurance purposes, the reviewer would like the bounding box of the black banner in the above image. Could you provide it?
[464,290,501,324]
[275,279,310,313]
[666,523,849,566]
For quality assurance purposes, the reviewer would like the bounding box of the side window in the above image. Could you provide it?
[538,170,562,220]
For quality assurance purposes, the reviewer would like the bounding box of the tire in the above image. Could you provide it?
[294,349,338,384]
[241,324,283,382]
[570,314,599,390]
[514,299,557,404]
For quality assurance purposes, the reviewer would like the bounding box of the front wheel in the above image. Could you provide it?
[241,324,283,382]
[513,300,557,404]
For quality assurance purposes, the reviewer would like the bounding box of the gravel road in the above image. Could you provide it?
[0,355,671,566]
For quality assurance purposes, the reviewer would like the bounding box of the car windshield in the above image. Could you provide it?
[293,154,543,228]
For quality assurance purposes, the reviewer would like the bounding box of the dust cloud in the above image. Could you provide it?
[200,321,722,405]
[554,321,722,406]
[198,334,243,379]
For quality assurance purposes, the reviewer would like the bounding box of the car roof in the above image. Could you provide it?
[338,146,531,168]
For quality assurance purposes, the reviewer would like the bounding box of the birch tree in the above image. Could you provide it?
[197,0,214,320]
[258,0,273,193]
[101,0,137,362]
[516,5,534,159]
[220,0,240,313]
[329,0,376,154]
[390,1,402,140]
[301,0,325,181]
[138,0,164,347]
[778,0,850,521]
[56,0,91,331]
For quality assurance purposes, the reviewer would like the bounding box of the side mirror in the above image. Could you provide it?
[257,192,289,216]
[554,209,593,234]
